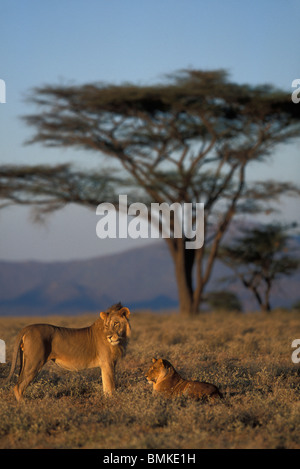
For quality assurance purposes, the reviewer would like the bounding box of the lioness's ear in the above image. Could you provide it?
[119,307,130,319]
[100,311,108,321]
[152,358,157,363]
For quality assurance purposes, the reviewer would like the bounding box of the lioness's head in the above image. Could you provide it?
[100,303,131,346]
[146,358,174,383]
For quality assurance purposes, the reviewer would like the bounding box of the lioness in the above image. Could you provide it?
[5,303,131,401]
[146,358,222,400]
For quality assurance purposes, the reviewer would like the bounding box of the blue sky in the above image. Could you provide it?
[0,0,300,261]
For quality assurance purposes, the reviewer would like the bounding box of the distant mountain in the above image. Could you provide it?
[0,242,177,315]
[0,240,299,315]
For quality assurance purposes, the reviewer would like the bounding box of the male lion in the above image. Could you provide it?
[146,358,222,401]
[5,303,131,401]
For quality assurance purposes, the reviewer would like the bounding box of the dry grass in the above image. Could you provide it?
[0,310,299,449]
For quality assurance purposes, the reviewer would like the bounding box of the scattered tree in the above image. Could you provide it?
[219,223,300,312]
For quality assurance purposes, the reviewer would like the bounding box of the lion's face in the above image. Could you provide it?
[100,304,131,346]
[146,358,172,383]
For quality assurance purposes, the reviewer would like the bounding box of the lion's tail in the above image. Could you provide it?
[2,331,23,384]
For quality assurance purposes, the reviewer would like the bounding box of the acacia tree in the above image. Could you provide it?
[1,70,300,315]
[218,223,300,312]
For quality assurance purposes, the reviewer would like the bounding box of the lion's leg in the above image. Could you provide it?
[14,369,38,402]
[101,364,116,395]
[14,350,46,401]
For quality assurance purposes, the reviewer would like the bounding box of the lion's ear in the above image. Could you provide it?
[152,358,157,363]
[119,307,130,319]
[100,312,108,321]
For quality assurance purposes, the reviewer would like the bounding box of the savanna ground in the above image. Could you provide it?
[0,310,299,449]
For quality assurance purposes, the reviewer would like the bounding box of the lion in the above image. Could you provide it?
[4,302,131,401]
[146,358,222,401]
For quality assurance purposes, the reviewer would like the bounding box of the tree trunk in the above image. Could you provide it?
[251,285,271,312]
[261,301,271,313]
[168,239,200,316]
[262,278,272,312]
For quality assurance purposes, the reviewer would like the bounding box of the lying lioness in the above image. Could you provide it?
[5,302,131,401]
[146,358,222,400]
